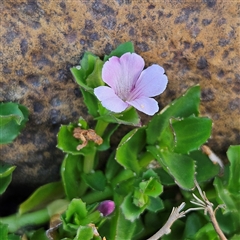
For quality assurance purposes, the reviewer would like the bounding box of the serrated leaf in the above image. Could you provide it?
[121,194,146,221]
[116,128,146,173]
[19,181,64,214]
[189,150,220,182]
[172,116,212,154]
[147,147,195,190]
[133,189,149,208]
[61,154,84,200]
[104,42,134,61]
[82,171,107,191]
[75,226,94,240]
[147,85,201,145]
[146,197,164,212]
[139,177,163,198]
[62,199,88,232]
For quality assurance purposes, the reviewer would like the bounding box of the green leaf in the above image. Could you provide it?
[105,152,123,181]
[81,89,99,117]
[57,124,95,155]
[0,102,29,144]
[182,213,206,239]
[133,189,149,208]
[213,146,240,225]
[0,164,16,178]
[231,235,240,240]
[189,150,220,182]
[106,206,137,240]
[121,194,147,221]
[154,167,175,186]
[214,176,238,212]
[71,52,98,91]
[97,105,141,126]
[30,228,49,240]
[8,234,21,240]
[227,145,240,195]
[104,42,134,61]
[19,182,64,214]
[116,128,146,173]
[86,58,104,88]
[146,197,164,212]
[0,223,8,240]
[75,226,94,240]
[171,116,212,154]
[61,154,84,200]
[62,199,88,232]
[97,124,119,151]
[148,147,195,190]
[147,85,201,145]
[193,223,219,240]
[82,171,107,191]
[139,177,163,198]
[0,164,16,195]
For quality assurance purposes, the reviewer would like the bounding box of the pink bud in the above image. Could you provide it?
[97,200,115,216]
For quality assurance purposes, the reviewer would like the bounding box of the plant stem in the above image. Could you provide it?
[95,119,109,137]
[111,169,134,187]
[81,186,113,204]
[83,150,96,173]
[0,208,49,233]
[207,206,227,240]
[83,120,109,173]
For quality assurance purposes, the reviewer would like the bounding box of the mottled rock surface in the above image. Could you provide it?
[0,0,239,191]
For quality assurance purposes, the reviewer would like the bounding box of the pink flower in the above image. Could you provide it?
[94,52,168,116]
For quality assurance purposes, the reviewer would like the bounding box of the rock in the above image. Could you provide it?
[0,0,239,191]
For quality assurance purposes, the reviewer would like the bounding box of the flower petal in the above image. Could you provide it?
[102,53,144,100]
[94,86,129,113]
[128,64,168,100]
[127,96,159,116]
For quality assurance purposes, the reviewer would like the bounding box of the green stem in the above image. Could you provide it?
[83,150,96,173]
[95,119,109,137]
[81,186,113,204]
[83,119,109,173]
[81,120,109,193]
[0,208,49,233]
[111,169,134,187]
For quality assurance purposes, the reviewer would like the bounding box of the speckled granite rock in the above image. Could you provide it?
[0,0,239,190]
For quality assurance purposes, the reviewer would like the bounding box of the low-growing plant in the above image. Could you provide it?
[0,42,239,240]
